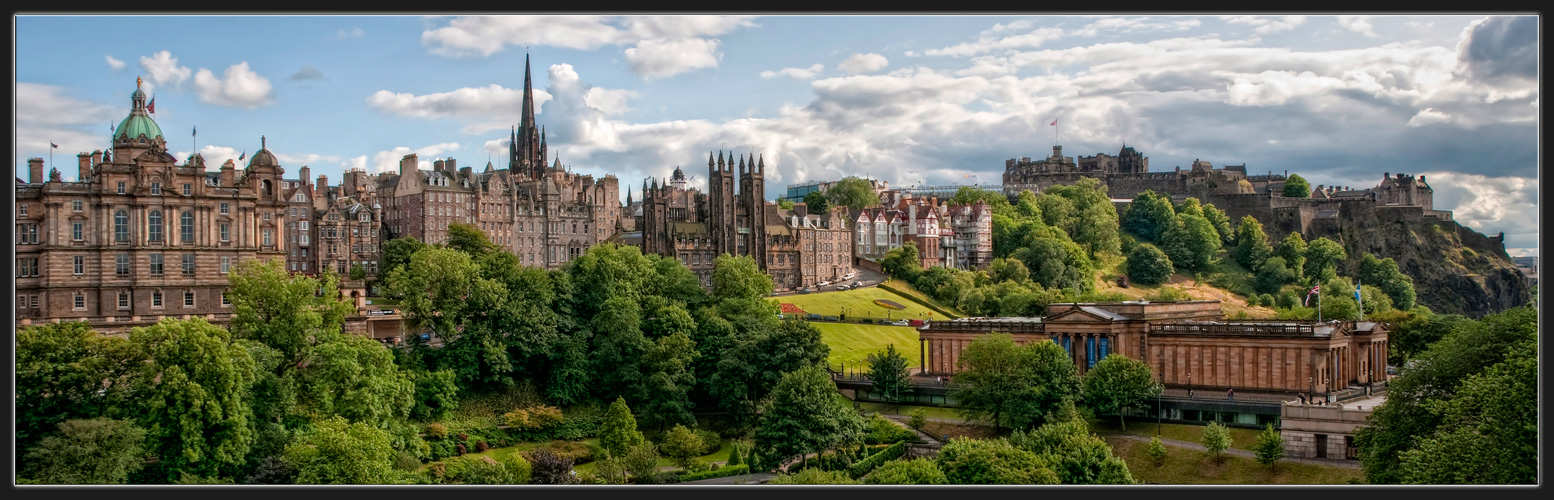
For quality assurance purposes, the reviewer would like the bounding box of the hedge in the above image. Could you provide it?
[847,441,907,479]
[678,464,750,482]
[876,283,960,319]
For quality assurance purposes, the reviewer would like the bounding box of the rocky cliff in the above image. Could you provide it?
[1304,203,1529,318]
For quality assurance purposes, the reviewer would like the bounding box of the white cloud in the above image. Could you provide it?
[139,50,191,89]
[1222,15,1307,34]
[14,83,121,164]
[1406,107,1452,126]
[368,142,463,173]
[584,87,639,116]
[1422,171,1538,250]
[105,55,125,70]
[1336,16,1379,38]
[761,63,824,80]
[483,138,510,159]
[421,16,757,80]
[623,37,723,79]
[192,62,273,108]
[839,53,889,75]
[1071,16,1202,37]
[345,155,368,171]
[367,84,552,120]
[925,25,1064,57]
[333,27,365,39]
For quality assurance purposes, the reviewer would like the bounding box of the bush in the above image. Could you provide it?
[455,444,466,456]
[393,451,422,472]
[848,441,908,478]
[442,455,530,484]
[1258,293,1276,307]
[1146,286,1192,302]
[695,429,722,456]
[1202,421,1232,461]
[908,409,928,430]
[474,441,489,452]
[1146,436,1167,466]
[769,468,859,485]
[425,423,449,440]
[726,442,744,467]
[503,410,531,430]
[523,440,596,465]
[1277,290,1300,309]
[622,443,660,484]
[1127,244,1174,286]
[864,415,918,445]
[526,449,577,485]
[680,464,749,482]
[863,458,948,484]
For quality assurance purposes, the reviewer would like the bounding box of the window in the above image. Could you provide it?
[150,182,161,195]
[118,292,130,309]
[220,257,230,274]
[114,210,129,242]
[152,290,163,307]
[301,248,307,258]
[183,183,192,196]
[263,229,272,246]
[290,262,297,271]
[16,258,39,277]
[264,212,272,221]
[301,262,308,271]
[149,253,163,275]
[221,292,231,306]
[220,223,230,241]
[182,253,195,274]
[117,182,126,194]
[294,193,307,202]
[116,253,130,276]
[19,204,27,217]
[184,291,195,307]
[180,212,194,243]
[148,210,164,242]
[74,294,85,309]
[73,222,83,241]
[219,202,230,215]
[19,223,39,244]
[73,256,84,274]
[72,200,83,212]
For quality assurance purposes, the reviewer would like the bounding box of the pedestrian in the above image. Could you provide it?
[1228,388,1234,401]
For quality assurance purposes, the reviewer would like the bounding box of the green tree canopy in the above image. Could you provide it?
[1282,174,1311,198]
[1201,421,1232,461]
[769,468,860,484]
[803,190,831,215]
[935,438,1059,484]
[866,344,913,403]
[987,257,1031,284]
[446,222,500,257]
[599,397,646,458]
[1396,340,1535,484]
[863,458,949,484]
[1008,420,1134,484]
[1275,232,1308,281]
[754,365,865,468]
[1302,237,1347,282]
[1201,203,1234,245]
[379,237,428,279]
[22,418,147,484]
[1079,354,1161,431]
[827,176,881,210]
[129,318,258,480]
[1161,213,1221,271]
[1121,190,1177,243]
[1359,253,1417,310]
[1126,243,1174,286]
[282,416,411,484]
[16,321,138,460]
[881,241,923,282]
[659,424,706,469]
[1231,215,1273,269]
[636,331,699,431]
[229,257,354,365]
[1253,423,1285,468]
[1254,256,1299,295]
[951,335,1080,430]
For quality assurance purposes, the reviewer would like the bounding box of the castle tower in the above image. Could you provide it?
[743,153,768,268]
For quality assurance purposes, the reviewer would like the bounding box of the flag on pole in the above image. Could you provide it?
[1050,120,1058,126]
[193,126,197,137]
[1354,281,1362,301]
[239,151,246,161]
[50,142,58,149]
[1304,283,1321,307]
[147,97,155,114]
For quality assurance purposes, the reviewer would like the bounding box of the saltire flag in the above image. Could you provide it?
[50,142,58,149]
[1354,281,1362,301]
[239,151,246,161]
[193,126,197,137]
[1304,283,1321,307]
[147,97,155,114]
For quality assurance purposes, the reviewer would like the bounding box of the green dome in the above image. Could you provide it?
[115,113,164,142]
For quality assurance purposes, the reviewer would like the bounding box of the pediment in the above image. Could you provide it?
[1045,306,1124,323]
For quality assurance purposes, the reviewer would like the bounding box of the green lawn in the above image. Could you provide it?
[1091,418,1262,452]
[775,286,943,321]
[852,401,965,422]
[1107,436,1364,484]
[813,322,921,370]
[877,280,965,318]
[430,437,739,475]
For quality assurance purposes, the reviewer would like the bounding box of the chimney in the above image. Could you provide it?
[27,157,44,184]
[909,202,918,236]
[91,150,103,169]
[794,202,808,218]
[433,159,445,173]
[77,153,91,181]
[446,158,457,172]
[400,154,418,178]
[299,165,311,189]
[316,174,328,195]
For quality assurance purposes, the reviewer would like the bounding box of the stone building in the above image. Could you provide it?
[1279,394,1384,460]
[637,152,853,290]
[314,169,382,277]
[853,195,990,270]
[15,79,292,335]
[283,165,319,274]
[917,300,1390,396]
[374,56,621,270]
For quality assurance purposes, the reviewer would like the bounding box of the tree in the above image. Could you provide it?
[568,243,660,318]
[636,331,699,431]
[293,335,415,428]
[1121,190,1177,243]
[621,443,660,484]
[778,199,794,209]
[1007,420,1134,484]
[1254,256,1299,295]
[1359,253,1417,310]
[379,237,428,279]
[1302,237,1347,282]
[1282,174,1311,198]
[1146,436,1167,466]
[1161,214,1220,271]
[1201,421,1231,462]
[1201,203,1234,245]
[1079,355,1161,432]
[590,296,649,400]
[409,369,459,422]
[22,418,146,484]
[754,365,865,468]
[803,190,830,215]
[826,176,880,210]
[446,222,499,257]
[130,318,257,480]
[599,397,647,459]
[526,449,578,484]
[880,241,922,281]
[1275,232,1308,281]
[349,263,368,280]
[1252,423,1284,468]
[229,257,353,366]
[1230,215,1272,269]
[16,321,138,461]
[1042,178,1120,255]
[863,458,949,484]
[866,344,913,403]
[1388,312,1467,365]
[282,416,410,484]
[769,468,860,485]
[385,247,479,346]
[935,438,1059,484]
[1355,306,1535,484]
[987,258,1031,284]
[660,424,706,469]
[1126,243,1174,285]
[711,254,775,303]
[951,335,1079,430]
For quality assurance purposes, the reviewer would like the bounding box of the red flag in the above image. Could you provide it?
[147,97,155,114]
[1050,120,1057,126]
[1304,284,1321,306]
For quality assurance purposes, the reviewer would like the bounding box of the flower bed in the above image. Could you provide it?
[780,303,806,314]
[872,299,906,310]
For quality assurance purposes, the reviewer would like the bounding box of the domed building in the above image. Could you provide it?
[14,78,290,335]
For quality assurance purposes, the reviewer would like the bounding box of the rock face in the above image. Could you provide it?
[1302,202,1529,318]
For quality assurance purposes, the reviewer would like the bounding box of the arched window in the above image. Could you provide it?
[180,211,194,243]
[261,180,272,198]
[148,210,163,242]
[114,210,130,242]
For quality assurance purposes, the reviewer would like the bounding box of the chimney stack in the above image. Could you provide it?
[299,165,311,189]
[27,157,44,184]
[433,159,445,173]
[77,153,91,181]
[400,154,417,178]
[316,174,328,196]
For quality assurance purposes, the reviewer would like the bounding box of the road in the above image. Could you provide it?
[770,262,888,296]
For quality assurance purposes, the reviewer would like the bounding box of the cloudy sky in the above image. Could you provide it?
[14,14,1539,255]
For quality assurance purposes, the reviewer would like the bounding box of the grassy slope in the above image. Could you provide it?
[775,285,943,320]
[1095,256,1278,319]
[881,279,966,318]
[1107,436,1364,484]
[814,322,921,369]
[1090,418,1261,452]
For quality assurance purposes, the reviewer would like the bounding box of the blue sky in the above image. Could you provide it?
[14,14,1539,256]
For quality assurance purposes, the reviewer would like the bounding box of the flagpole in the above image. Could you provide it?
[1317,282,1322,323]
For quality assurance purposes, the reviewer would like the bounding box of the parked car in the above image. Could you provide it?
[823,316,840,322]
[806,313,822,321]
[819,281,831,287]
[891,320,910,326]
[854,281,864,287]
[908,319,926,327]
[799,288,812,294]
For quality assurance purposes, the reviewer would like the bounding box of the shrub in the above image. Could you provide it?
[695,429,722,456]
[529,405,565,428]
[526,449,577,485]
[1146,436,1167,466]
[1202,421,1232,462]
[455,444,466,456]
[864,415,918,445]
[679,464,749,482]
[523,440,596,465]
[622,443,660,484]
[863,458,948,484]
[443,455,529,484]
[769,468,859,485]
[1146,286,1192,302]
[907,409,928,430]
[503,410,531,430]
[726,442,744,467]
[393,451,422,472]
[474,441,489,452]
[1127,243,1174,285]
[848,441,908,478]
[425,423,449,440]
[456,433,469,442]
[661,425,706,469]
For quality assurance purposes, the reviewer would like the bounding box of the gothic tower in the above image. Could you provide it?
[744,153,768,268]
[509,54,545,178]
